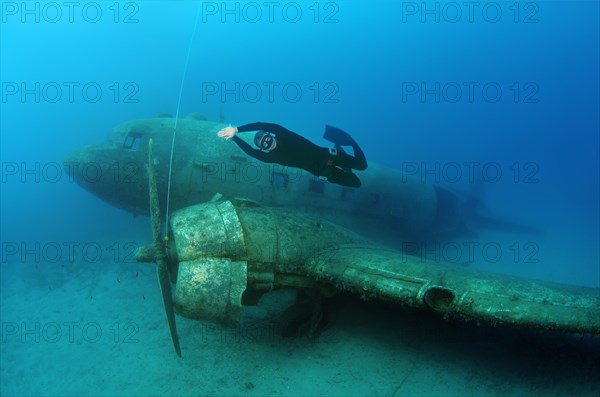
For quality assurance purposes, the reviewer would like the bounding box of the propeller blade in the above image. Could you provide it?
[156,256,181,357]
[148,138,181,357]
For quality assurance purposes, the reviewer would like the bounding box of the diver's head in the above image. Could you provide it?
[254,131,277,151]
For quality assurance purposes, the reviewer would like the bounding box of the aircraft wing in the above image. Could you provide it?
[139,199,599,340]
[304,245,600,335]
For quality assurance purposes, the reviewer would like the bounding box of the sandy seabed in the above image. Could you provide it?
[1,255,599,397]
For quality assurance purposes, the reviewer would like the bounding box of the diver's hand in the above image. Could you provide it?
[218,125,238,140]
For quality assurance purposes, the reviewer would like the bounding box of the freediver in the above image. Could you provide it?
[217,122,368,187]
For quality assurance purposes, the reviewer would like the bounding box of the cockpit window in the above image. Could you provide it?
[123,131,143,151]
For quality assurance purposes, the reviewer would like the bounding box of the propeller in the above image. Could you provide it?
[147,138,181,357]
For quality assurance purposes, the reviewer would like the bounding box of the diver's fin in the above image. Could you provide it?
[324,125,353,146]
[334,144,346,154]
[330,144,351,173]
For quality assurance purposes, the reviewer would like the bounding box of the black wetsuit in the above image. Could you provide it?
[231,122,368,187]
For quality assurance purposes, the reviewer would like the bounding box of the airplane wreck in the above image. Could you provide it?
[65,117,503,245]
[65,116,600,356]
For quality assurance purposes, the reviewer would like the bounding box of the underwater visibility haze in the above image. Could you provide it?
[1,1,599,396]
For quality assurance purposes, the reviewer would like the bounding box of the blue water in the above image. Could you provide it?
[1,1,599,396]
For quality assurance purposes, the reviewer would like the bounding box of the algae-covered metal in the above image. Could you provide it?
[151,200,600,337]
[166,199,365,325]
[66,117,538,248]
[305,246,600,335]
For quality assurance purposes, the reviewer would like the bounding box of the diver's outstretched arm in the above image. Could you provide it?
[237,122,292,136]
[217,122,292,139]
[230,135,269,161]
[217,125,269,161]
